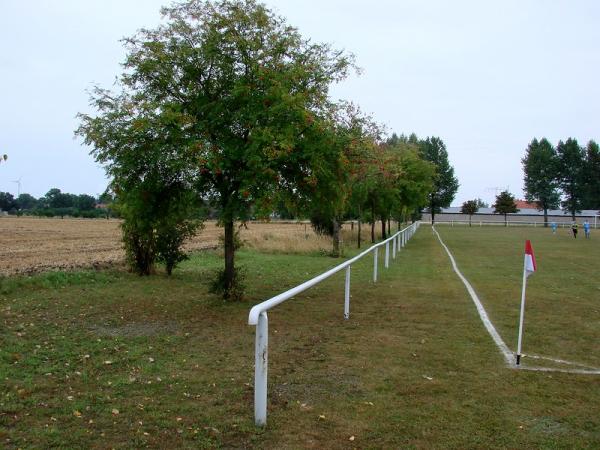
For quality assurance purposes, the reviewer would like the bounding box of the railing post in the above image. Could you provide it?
[392,234,397,258]
[373,247,378,282]
[385,241,389,268]
[254,312,268,426]
[344,265,351,319]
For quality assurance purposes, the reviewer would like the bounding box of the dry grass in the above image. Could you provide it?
[0,217,392,275]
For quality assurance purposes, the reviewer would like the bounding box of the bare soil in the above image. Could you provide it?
[0,217,334,276]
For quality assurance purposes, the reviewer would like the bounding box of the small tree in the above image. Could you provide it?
[493,191,519,226]
[461,200,479,226]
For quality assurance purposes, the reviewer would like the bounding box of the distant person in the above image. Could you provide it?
[583,220,590,239]
[571,221,578,238]
[551,222,557,234]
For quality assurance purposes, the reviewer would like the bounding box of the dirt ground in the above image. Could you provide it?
[0,217,332,276]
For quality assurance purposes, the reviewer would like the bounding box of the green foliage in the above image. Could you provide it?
[522,138,560,222]
[0,191,16,211]
[419,136,459,223]
[209,266,246,301]
[77,0,354,294]
[461,200,479,226]
[493,190,518,226]
[556,138,585,218]
[15,193,37,210]
[582,140,600,209]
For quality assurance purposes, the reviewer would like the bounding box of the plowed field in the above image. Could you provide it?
[0,217,329,276]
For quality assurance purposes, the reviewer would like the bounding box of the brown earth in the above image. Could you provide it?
[0,217,337,276]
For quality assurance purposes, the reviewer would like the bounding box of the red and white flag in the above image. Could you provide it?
[524,240,536,277]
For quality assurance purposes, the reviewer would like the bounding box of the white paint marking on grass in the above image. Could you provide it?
[432,226,515,366]
[433,226,600,375]
[516,365,600,375]
[523,353,600,370]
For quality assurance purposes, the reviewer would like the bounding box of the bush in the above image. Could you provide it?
[209,266,246,301]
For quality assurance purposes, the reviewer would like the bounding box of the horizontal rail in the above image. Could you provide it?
[248,221,420,426]
[433,220,598,228]
[248,223,415,325]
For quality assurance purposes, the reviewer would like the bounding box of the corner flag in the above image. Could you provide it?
[524,240,536,277]
[516,240,536,365]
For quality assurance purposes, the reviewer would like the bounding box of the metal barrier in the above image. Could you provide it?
[247,221,420,426]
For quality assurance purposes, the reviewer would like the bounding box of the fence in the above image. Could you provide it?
[433,220,599,228]
[247,221,420,426]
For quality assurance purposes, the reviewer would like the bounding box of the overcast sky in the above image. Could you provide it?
[1,1,599,206]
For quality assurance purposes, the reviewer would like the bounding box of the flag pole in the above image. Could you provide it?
[516,253,528,366]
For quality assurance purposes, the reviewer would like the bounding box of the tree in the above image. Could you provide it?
[0,192,16,211]
[307,104,378,257]
[43,188,74,209]
[16,193,37,210]
[556,138,585,219]
[77,0,353,297]
[419,136,459,224]
[0,154,6,164]
[582,140,600,209]
[522,137,560,226]
[460,200,479,226]
[76,194,97,211]
[493,190,518,226]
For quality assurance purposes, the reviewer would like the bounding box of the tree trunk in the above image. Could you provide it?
[504,214,508,227]
[381,217,387,240]
[332,218,341,257]
[387,218,391,236]
[430,198,436,225]
[371,203,376,243]
[543,208,548,228]
[469,214,472,227]
[224,219,235,292]
[357,205,362,249]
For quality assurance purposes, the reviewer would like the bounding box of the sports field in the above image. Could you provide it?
[1,224,599,448]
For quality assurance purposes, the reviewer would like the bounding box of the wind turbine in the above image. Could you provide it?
[12,177,22,197]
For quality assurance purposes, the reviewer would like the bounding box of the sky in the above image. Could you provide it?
[1,1,599,206]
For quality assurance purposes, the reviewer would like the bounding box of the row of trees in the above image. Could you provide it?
[76,0,458,298]
[0,188,111,218]
[523,137,599,222]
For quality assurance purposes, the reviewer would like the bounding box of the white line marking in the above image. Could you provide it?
[432,226,600,374]
[432,226,515,366]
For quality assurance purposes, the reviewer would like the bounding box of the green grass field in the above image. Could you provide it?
[1,225,599,448]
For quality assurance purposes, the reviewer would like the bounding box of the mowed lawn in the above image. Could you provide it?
[434,224,600,370]
[1,225,599,449]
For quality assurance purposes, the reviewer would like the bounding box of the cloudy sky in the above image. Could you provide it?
[1,0,599,205]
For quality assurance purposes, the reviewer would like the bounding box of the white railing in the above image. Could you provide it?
[248,221,420,426]
[433,220,599,228]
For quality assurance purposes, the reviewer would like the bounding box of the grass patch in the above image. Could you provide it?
[1,229,600,448]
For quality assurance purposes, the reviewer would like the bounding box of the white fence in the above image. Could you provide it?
[247,221,420,426]
[433,220,599,228]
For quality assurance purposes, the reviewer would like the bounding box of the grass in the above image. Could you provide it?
[1,225,599,448]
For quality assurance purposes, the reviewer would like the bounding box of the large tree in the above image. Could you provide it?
[582,140,600,210]
[522,137,560,226]
[556,138,585,219]
[78,0,353,297]
[493,190,518,226]
[419,136,459,224]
